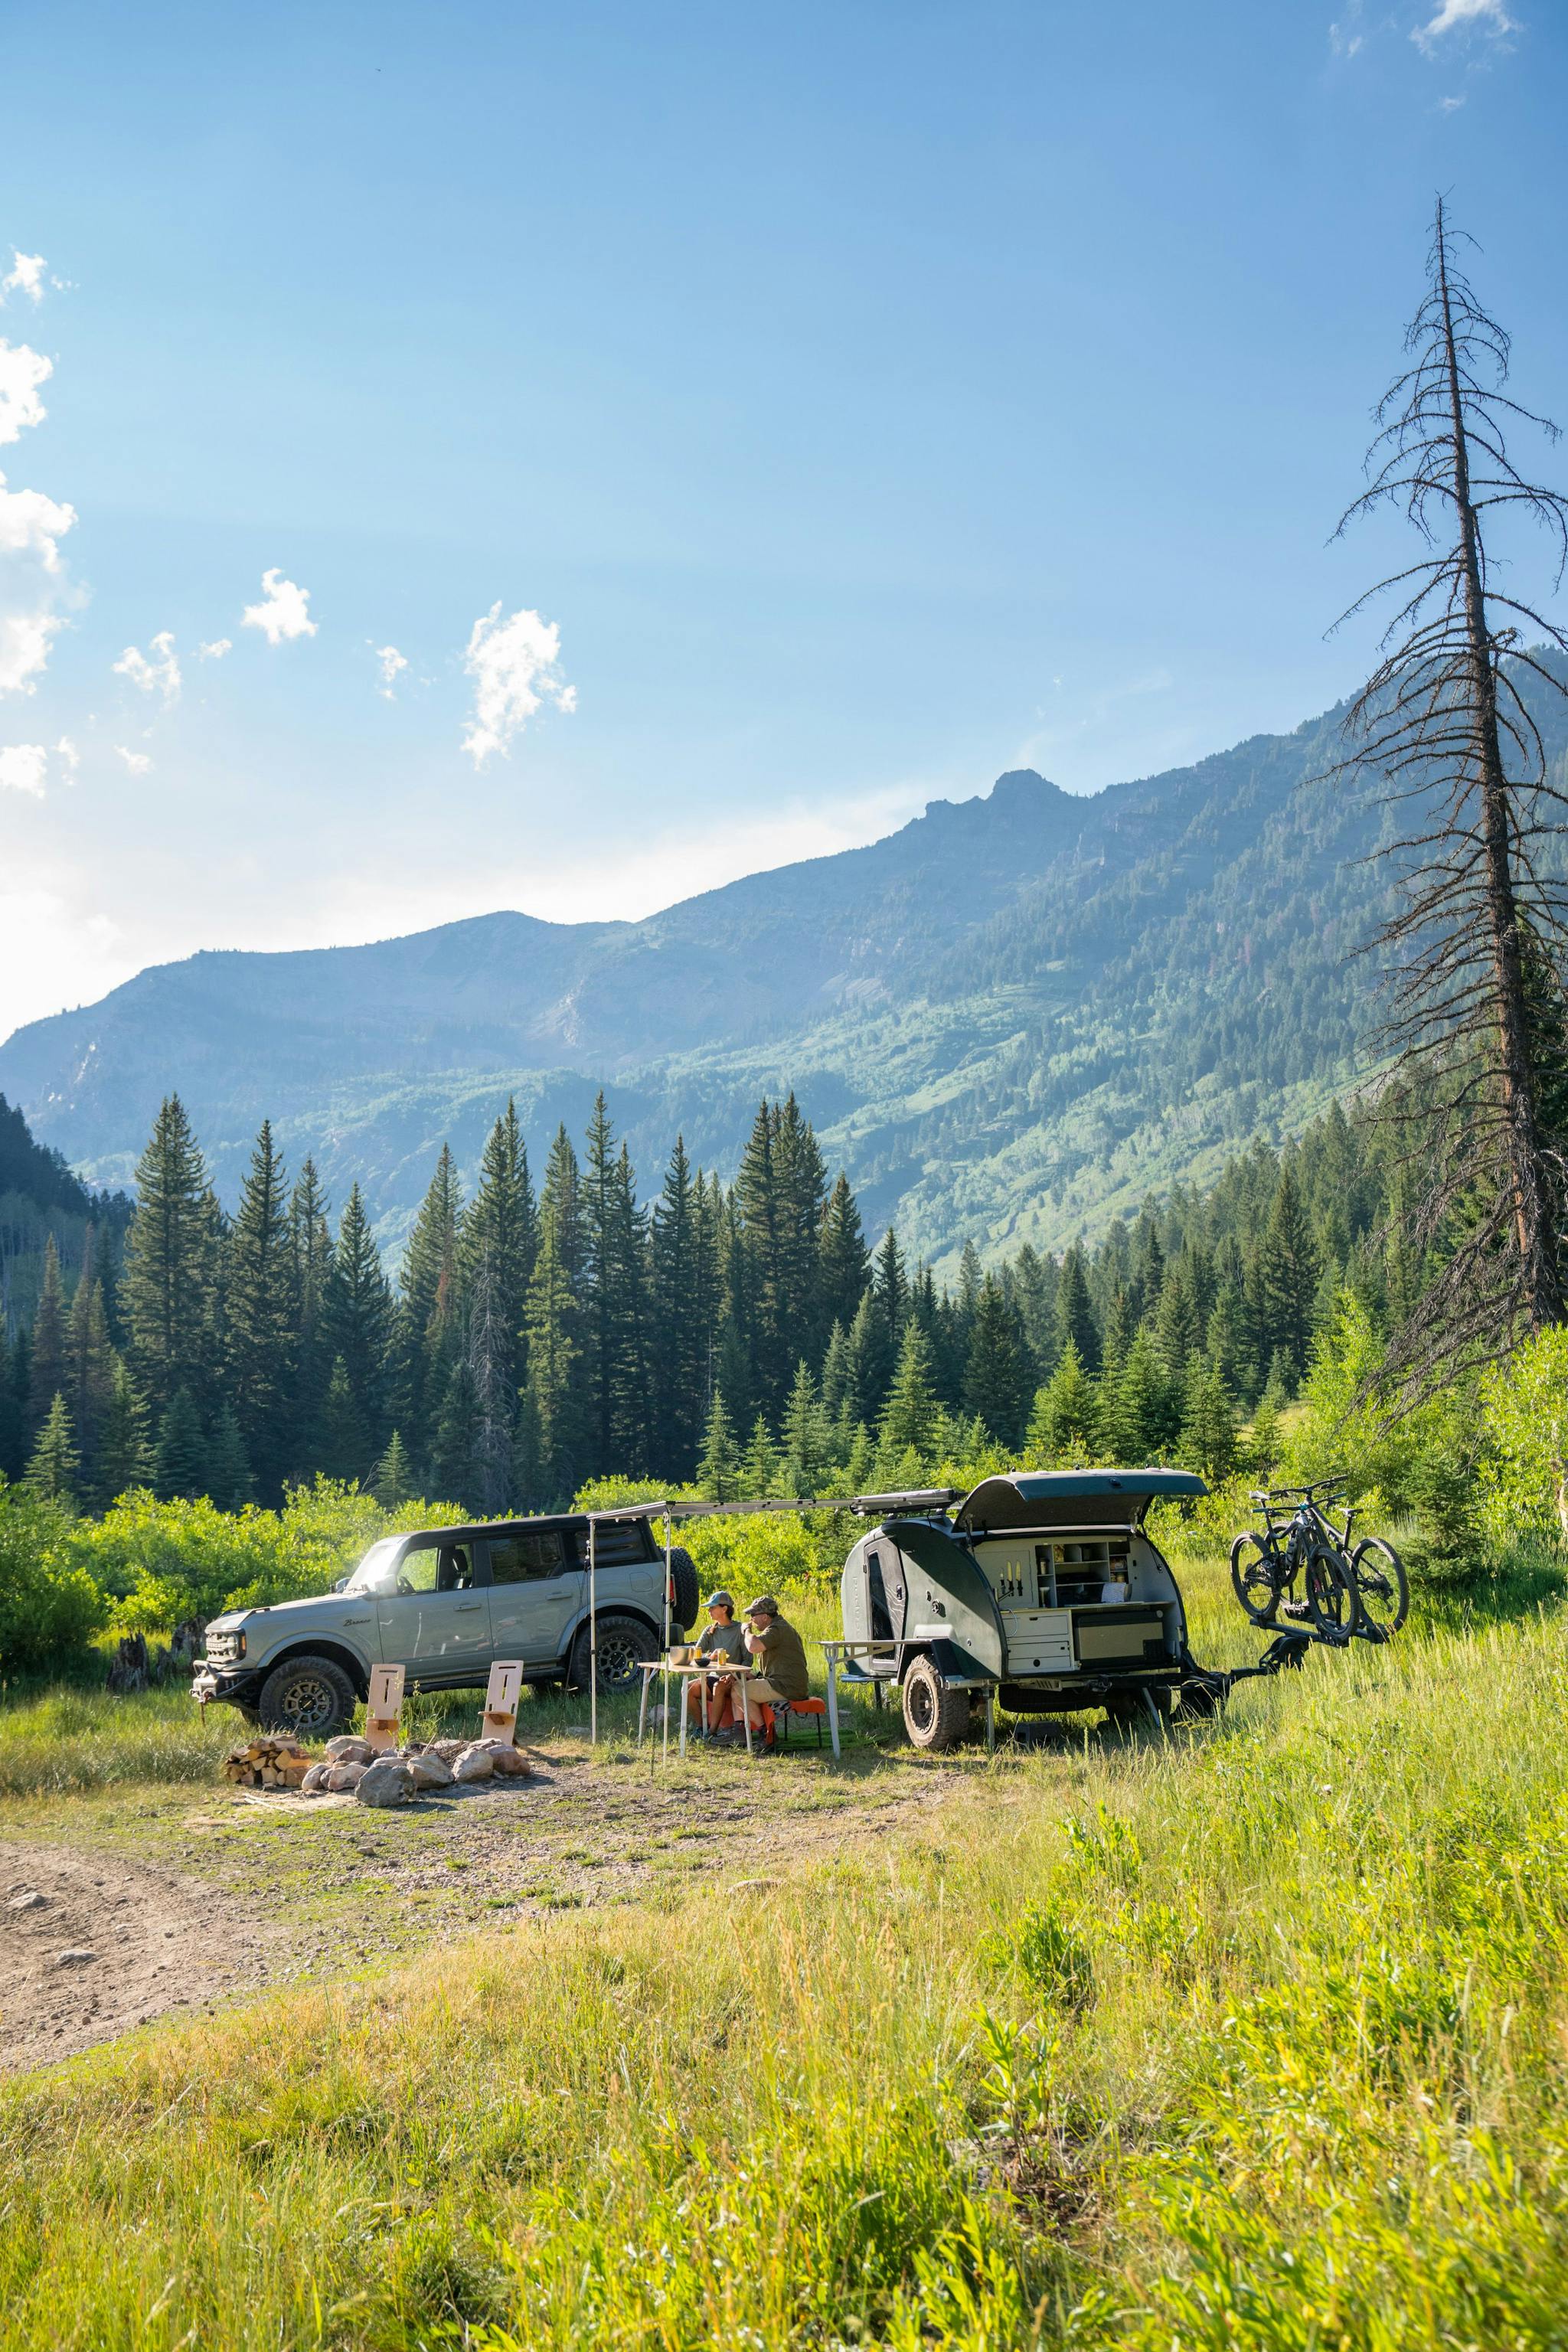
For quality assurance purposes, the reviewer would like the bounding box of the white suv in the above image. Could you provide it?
[193,1514,699,1737]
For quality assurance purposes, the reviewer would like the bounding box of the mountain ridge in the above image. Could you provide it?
[11,681,1550,1273]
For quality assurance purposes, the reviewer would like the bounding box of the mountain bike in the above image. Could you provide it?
[1229,1479,1383,1642]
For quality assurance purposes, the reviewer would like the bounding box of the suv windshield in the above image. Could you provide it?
[345,1537,405,1596]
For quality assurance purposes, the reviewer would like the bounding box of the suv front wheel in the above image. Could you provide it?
[257,1653,357,1738]
[568,1613,657,1695]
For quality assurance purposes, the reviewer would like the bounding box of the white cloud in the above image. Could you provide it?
[1414,0,1514,44]
[0,882,127,1034]
[0,742,47,796]
[0,340,51,445]
[0,469,75,570]
[114,744,152,776]
[0,606,62,695]
[1439,90,1467,106]
[242,567,316,645]
[55,734,77,779]
[113,629,181,703]
[198,636,232,661]
[1,252,46,306]
[374,643,408,699]
[462,603,576,767]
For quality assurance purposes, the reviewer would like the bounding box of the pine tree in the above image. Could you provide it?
[153,1388,207,1501]
[205,1404,254,1511]
[226,1119,295,1498]
[1054,1245,1100,1375]
[1255,1165,1321,1388]
[288,1158,335,1477]
[780,1359,834,1492]
[26,1236,67,1439]
[1177,1357,1236,1487]
[1026,1339,1100,1462]
[650,1136,707,1478]
[66,1266,116,1483]
[871,1227,909,1378]
[581,1096,649,1472]
[122,1097,216,1416]
[320,1357,370,1485]
[878,1320,941,1461]
[521,1127,586,1505]
[697,1387,740,1501]
[399,1144,462,1462]
[325,1185,394,1457]
[1106,1327,1178,1464]
[962,1274,1031,1447]
[741,1413,779,1497]
[1152,1253,1204,1381]
[1206,1281,1253,1403]
[818,1173,871,1340]
[96,1360,152,1504]
[0,1331,24,1481]
[24,1391,78,1504]
[773,1094,828,1366]
[459,1099,537,1403]
[462,1253,518,1513]
[843,1290,889,1430]
[374,1429,416,1509]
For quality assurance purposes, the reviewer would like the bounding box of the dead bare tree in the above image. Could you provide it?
[1332,196,1568,1392]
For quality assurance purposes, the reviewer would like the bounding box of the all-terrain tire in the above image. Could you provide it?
[256,1654,357,1738]
[901,1655,972,1753]
[666,1546,700,1635]
[568,1612,658,1695]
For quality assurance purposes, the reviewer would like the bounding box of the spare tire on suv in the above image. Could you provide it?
[666,1544,699,1634]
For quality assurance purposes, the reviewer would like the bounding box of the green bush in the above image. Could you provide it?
[55,1477,462,1632]
[0,1478,109,1672]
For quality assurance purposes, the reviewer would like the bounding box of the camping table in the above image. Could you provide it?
[819,1638,997,1759]
[637,1660,760,1759]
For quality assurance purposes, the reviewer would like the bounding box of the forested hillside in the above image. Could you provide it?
[0,1092,130,1352]
[13,668,1563,1269]
[1,1075,1390,1519]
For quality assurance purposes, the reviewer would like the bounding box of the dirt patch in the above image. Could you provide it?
[0,1841,275,2072]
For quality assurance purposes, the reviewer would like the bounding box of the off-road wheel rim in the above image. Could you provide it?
[595,1628,644,1691]
[269,1669,339,1732]
[906,1674,936,1738]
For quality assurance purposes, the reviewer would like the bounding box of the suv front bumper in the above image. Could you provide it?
[192,1661,263,1709]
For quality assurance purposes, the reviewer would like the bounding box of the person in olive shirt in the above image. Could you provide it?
[688,1589,748,1736]
[739,1594,810,1743]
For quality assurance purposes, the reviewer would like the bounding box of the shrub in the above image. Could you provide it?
[56,1478,463,1632]
[0,1478,109,1672]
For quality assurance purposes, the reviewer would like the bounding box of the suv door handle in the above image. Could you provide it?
[456,1602,482,1612]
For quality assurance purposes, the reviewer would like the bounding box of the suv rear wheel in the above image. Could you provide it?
[568,1613,657,1695]
[257,1654,357,1738]
[901,1655,971,1753]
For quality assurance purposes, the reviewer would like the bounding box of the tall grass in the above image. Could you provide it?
[2,1591,1568,2344]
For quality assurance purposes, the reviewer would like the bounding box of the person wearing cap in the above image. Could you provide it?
[688,1589,748,1736]
[737,1594,810,1742]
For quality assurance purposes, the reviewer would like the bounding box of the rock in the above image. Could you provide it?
[325,1735,375,1765]
[406,1753,453,1789]
[55,1949,96,1967]
[452,1743,495,1783]
[300,1762,332,1794]
[324,1761,368,1792]
[8,1890,47,1911]
[424,1739,468,1763]
[483,1742,532,1779]
[355,1759,413,1808]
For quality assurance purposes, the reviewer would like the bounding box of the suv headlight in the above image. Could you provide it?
[207,1630,247,1663]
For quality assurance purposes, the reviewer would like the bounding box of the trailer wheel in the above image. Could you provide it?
[901,1657,971,1753]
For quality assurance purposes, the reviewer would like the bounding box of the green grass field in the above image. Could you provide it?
[3,1559,1567,2347]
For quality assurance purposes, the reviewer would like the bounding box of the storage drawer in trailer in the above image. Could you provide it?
[1073,1606,1171,1667]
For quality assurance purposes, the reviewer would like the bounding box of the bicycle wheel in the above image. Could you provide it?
[1304,1544,1357,1641]
[1230,1530,1283,1625]
[1349,1537,1408,1641]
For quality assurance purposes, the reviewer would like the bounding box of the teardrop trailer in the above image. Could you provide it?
[606,1465,1384,1761]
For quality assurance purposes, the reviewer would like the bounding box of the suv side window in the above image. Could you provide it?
[489,1531,573,1583]
[398,1540,474,1593]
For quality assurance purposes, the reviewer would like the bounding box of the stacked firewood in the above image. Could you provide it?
[220,1733,312,1788]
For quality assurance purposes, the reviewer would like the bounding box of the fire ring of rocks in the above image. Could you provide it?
[220,1733,534,1807]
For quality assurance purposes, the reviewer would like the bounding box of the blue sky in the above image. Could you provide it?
[0,0,1563,1035]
